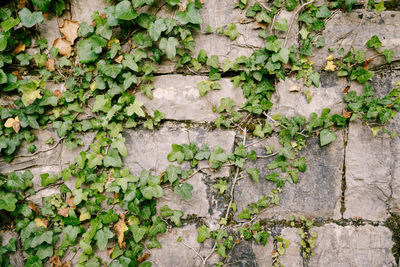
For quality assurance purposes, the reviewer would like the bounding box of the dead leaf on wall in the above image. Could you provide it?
[53,38,72,58]
[45,58,55,72]
[59,19,80,44]
[13,43,25,54]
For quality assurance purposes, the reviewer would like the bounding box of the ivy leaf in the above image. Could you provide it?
[148,216,167,236]
[246,168,259,182]
[383,49,394,63]
[265,36,282,53]
[176,2,203,25]
[165,164,181,183]
[111,135,127,157]
[366,35,382,49]
[167,144,185,163]
[316,4,331,18]
[148,19,166,41]
[77,35,107,64]
[206,55,219,69]
[103,148,123,167]
[18,8,44,28]
[92,95,111,113]
[32,0,51,12]
[115,0,138,20]
[320,129,337,146]
[141,184,164,199]
[1,17,20,32]
[197,80,212,97]
[166,0,180,7]
[174,183,193,200]
[293,157,306,172]
[113,218,128,248]
[159,37,179,60]
[122,54,139,72]
[97,60,122,78]
[345,0,356,12]
[197,225,211,243]
[40,173,57,186]
[18,81,42,106]
[350,67,374,84]
[285,0,298,11]
[224,23,239,40]
[130,225,148,243]
[0,191,18,211]
[195,144,211,160]
[237,208,251,219]
[95,227,114,250]
[274,18,288,32]
[126,100,145,117]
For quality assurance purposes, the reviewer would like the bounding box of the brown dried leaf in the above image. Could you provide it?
[28,202,39,214]
[45,58,55,72]
[59,19,80,44]
[4,117,20,133]
[114,55,123,63]
[34,217,48,228]
[343,110,352,119]
[364,58,373,70]
[342,85,350,93]
[62,260,72,267]
[17,0,27,9]
[13,43,25,55]
[107,247,114,257]
[54,90,62,99]
[178,4,185,11]
[12,71,21,80]
[253,22,266,30]
[58,207,70,217]
[137,253,151,263]
[49,255,62,267]
[53,38,72,58]
[67,197,76,209]
[113,217,128,248]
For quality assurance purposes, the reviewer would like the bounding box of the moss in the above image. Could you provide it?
[385,213,400,265]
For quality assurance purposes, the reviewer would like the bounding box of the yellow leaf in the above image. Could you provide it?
[79,209,91,221]
[326,54,334,61]
[4,117,20,133]
[324,61,336,72]
[22,89,42,106]
[34,217,47,228]
[4,118,15,128]
[113,217,128,248]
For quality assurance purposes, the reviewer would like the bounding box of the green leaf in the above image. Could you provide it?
[309,72,320,87]
[32,0,51,12]
[265,36,282,53]
[350,67,374,84]
[97,60,122,78]
[246,168,259,182]
[111,135,127,157]
[148,216,167,236]
[366,35,382,49]
[206,55,219,69]
[18,8,44,28]
[197,225,211,243]
[237,208,251,219]
[274,18,288,32]
[167,144,185,163]
[40,173,57,186]
[375,1,386,12]
[130,225,148,243]
[126,100,145,117]
[383,49,394,63]
[174,183,193,200]
[115,0,138,20]
[170,210,183,227]
[209,146,228,169]
[103,148,123,167]
[78,22,94,37]
[197,80,212,96]
[159,37,179,60]
[293,157,306,172]
[122,54,139,72]
[148,19,166,41]
[224,23,239,40]
[95,227,114,250]
[176,2,203,25]
[165,164,181,183]
[167,0,180,6]
[195,144,211,160]
[78,35,107,64]
[345,0,356,11]
[316,4,331,18]
[285,0,298,11]
[1,17,20,32]
[92,94,111,113]
[319,129,337,146]
[0,191,18,212]
[141,184,164,199]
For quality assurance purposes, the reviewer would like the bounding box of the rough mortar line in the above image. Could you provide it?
[340,125,349,217]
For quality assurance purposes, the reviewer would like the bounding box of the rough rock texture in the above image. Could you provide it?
[280,228,303,267]
[136,75,246,122]
[309,224,396,267]
[311,10,400,71]
[235,132,343,221]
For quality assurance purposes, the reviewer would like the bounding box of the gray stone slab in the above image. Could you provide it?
[235,131,343,221]
[344,70,400,220]
[71,0,109,24]
[252,238,274,267]
[270,72,347,119]
[309,224,396,267]
[311,11,400,71]
[0,231,25,267]
[148,224,219,267]
[280,228,303,267]
[136,75,246,123]
[124,122,235,176]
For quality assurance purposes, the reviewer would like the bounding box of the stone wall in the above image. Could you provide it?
[1,0,400,266]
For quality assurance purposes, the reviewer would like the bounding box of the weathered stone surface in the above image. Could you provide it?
[157,173,209,218]
[270,72,346,118]
[136,75,246,122]
[280,228,302,267]
[311,11,400,70]
[0,231,25,267]
[124,122,235,176]
[71,0,108,23]
[309,224,396,267]
[235,132,343,221]
[252,239,274,267]
[148,224,219,266]
[344,70,400,220]
[38,14,63,49]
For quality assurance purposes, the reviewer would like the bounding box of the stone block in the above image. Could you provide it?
[136,75,246,123]
[0,231,25,267]
[270,72,347,119]
[309,224,396,267]
[311,11,400,70]
[280,228,302,267]
[71,0,109,23]
[235,131,343,221]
